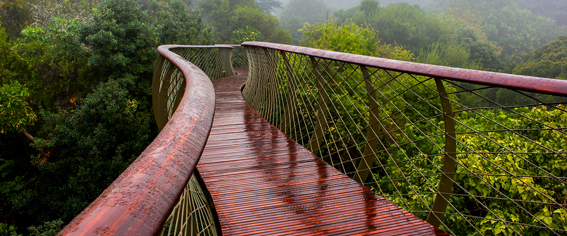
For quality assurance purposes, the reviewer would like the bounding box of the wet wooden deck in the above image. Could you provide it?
[196,68,447,235]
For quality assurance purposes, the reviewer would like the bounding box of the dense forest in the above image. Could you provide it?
[1,0,566,235]
[0,0,287,234]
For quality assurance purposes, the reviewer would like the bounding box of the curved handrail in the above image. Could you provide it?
[242,42,567,96]
[58,46,216,235]
[240,42,567,235]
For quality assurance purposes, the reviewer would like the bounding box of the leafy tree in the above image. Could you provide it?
[429,0,567,66]
[417,42,480,69]
[514,35,567,80]
[0,129,36,234]
[350,2,454,57]
[332,4,361,23]
[11,18,91,109]
[27,219,63,236]
[0,21,29,83]
[28,0,93,29]
[13,78,153,227]
[79,0,159,85]
[231,25,263,44]
[0,0,31,39]
[271,27,292,45]
[300,20,377,56]
[255,0,282,13]
[513,0,567,26]
[199,0,288,43]
[450,106,567,234]
[231,4,280,41]
[453,28,502,71]
[360,0,378,17]
[441,7,502,56]
[148,0,214,45]
[300,19,414,61]
[0,223,20,236]
[279,0,329,44]
[0,0,223,232]
[0,80,36,141]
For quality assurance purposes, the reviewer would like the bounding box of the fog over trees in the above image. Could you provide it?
[1,0,566,234]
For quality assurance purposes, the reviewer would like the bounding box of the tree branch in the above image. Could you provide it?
[18,125,35,142]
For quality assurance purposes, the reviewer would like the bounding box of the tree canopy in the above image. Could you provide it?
[279,0,329,44]
[0,0,215,233]
[199,0,291,44]
[514,35,567,80]
[300,19,414,61]
[428,0,567,64]
[513,0,567,26]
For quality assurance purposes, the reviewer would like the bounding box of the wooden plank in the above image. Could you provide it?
[197,68,448,235]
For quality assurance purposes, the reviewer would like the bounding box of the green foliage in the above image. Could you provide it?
[255,0,282,13]
[0,111,36,233]
[0,21,32,85]
[451,107,567,234]
[16,78,154,225]
[199,0,288,43]
[332,5,360,24]
[231,5,280,41]
[0,0,31,39]
[27,219,63,236]
[300,20,378,56]
[514,35,567,80]
[148,0,214,45]
[360,0,378,17]
[279,0,329,44]
[0,223,21,236]
[0,80,36,134]
[11,18,91,109]
[271,27,293,44]
[0,0,220,232]
[362,87,567,234]
[430,0,567,65]
[417,42,480,69]
[454,28,503,71]
[438,8,503,71]
[513,0,567,26]
[231,25,263,44]
[334,0,566,71]
[351,2,454,57]
[79,0,159,83]
[300,20,414,61]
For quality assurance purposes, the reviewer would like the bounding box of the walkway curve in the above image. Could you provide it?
[196,68,447,235]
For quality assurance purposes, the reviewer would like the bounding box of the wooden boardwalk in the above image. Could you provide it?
[197,69,447,235]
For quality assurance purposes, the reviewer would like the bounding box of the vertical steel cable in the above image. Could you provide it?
[278,51,298,134]
[231,45,249,69]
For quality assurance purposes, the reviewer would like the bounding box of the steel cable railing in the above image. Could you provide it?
[241,42,567,235]
[154,45,235,129]
[231,45,249,69]
[59,45,234,236]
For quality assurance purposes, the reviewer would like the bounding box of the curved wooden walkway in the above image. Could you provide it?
[196,68,447,235]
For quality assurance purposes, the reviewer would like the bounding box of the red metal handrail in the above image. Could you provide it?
[242,42,567,96]
[58,46,216,235]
